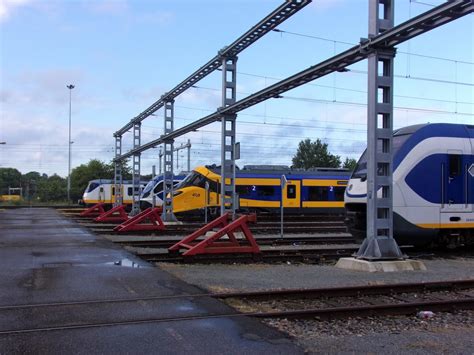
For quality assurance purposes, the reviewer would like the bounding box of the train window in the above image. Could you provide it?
[334,187,346,201]
[87,182,99,192]
[127,187,133,196]
[206,179,220,193]
[236,185,252,196]
[190,174,206,188]
[112,187,115,196]
[257,186,275,197]
[287,185,296,199]
[308,186,329,201]
[449,155,461,177]
[153,182,164,194]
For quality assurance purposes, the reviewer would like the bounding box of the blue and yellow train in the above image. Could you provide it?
[172,165,350,215]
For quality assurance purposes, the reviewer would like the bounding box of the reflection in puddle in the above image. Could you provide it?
[107,258,142,268]
[176,304,196,312]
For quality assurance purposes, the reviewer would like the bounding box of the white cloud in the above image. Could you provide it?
[85,0,129,15]
[0,0,32,22]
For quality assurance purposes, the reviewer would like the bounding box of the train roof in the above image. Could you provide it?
[394,124,427,136]
[149,173,189,182]
[394,123,474,137]
[204,165,350,177]
[88,179,148,184]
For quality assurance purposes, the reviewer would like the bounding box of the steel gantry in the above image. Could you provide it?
[162,99,177,222]
[355,0,404,260]
[113,135,123,206]
[220,56,238,218]
[113,0,472,245]
[117,0,472,162]
[112,0,311,216]
[131,122,142,215]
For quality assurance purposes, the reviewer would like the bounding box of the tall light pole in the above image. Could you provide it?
[67,84,75,203]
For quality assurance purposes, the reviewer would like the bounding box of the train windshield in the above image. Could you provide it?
[86,182,100,193]
[142,176,161,196]
[176,171,207,189]
[352,133,412,179]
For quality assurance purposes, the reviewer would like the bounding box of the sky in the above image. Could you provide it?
[0,0,472,177]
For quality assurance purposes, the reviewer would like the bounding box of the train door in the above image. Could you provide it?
[207,180,220,207]
[111,185,115,204]
[98,186,105,202]
[111,185,125,204]
[441,151,470,213]
[282,180,301,209]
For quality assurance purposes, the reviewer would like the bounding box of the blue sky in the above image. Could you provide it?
[1,0,472,176]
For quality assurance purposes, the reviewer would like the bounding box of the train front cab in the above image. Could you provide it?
[345,123,474,247]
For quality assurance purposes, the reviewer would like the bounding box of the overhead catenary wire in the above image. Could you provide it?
[271,28,474,65]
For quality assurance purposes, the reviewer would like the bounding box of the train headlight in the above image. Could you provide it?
[348,184,353,191]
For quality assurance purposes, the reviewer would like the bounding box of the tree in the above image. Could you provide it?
[292,139,341,169]
[37,174,67,202]
[21,171,44,201]
[342,157,357,171]
[0,168,22,195]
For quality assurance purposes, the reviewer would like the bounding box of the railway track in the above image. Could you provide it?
[88,224,347,236]
[61,210,345,223]
[138,246,361,263]
[1,279,472,335]
[110,234,355,248]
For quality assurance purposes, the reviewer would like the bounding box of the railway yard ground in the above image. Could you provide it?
[1,207,473,354]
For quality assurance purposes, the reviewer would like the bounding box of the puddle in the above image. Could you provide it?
[106,258,144,268]
[175,304,197,312]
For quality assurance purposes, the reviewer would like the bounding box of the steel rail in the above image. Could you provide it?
[1,280,472,335]
[2,279,471,311]
[138,247,360,263]
[116,0,473,161]
[111,236,355,248]
[114,0,311,137]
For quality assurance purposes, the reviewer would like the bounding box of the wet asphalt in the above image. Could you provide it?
[0,208,302,354]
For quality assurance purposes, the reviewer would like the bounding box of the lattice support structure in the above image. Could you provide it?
[220,56,238,218]
[161,99,178,222]
[114,135,123,207]
[131,123,142,216]
[356,0,404,260]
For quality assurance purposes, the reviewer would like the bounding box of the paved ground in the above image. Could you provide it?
[0,208,302,354]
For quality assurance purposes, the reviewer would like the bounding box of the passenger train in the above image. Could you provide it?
[345,123,474,248]
[82,179,148,206]
[171,165,350,215]
[139,173,187,209]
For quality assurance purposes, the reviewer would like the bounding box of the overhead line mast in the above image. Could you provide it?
[114,0,311,138]
[113,0,311,217]
[116,0,473,161]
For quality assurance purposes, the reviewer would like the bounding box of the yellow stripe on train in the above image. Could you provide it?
[417,223,474,229]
